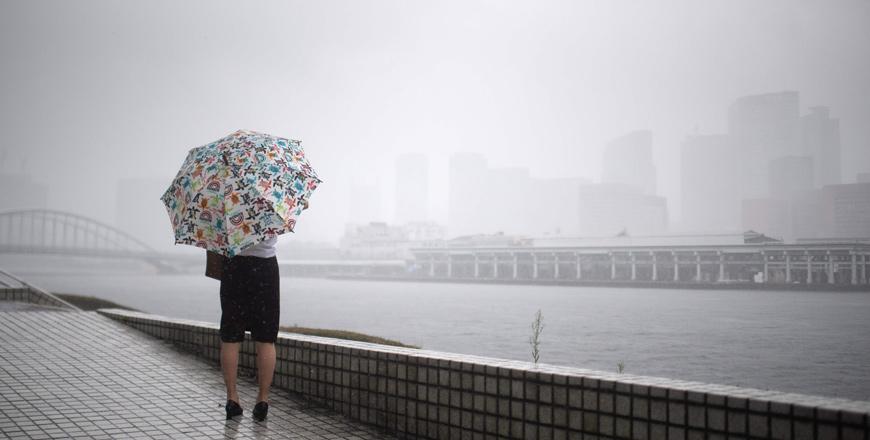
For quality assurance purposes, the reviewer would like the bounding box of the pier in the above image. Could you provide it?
[408,234,870,289]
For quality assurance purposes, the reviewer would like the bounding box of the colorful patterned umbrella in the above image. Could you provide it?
[161,129,322,257]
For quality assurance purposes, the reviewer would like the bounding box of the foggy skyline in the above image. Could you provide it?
[2,0,869,245]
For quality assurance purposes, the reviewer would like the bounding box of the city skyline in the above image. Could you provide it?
[2,1,869,245]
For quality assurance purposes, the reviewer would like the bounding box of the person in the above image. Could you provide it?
[219,198,309,421]
[220,233,280,421]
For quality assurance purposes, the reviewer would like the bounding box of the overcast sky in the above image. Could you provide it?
[1,0,868,244]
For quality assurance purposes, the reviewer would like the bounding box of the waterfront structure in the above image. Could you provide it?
[801,106,841,187]
[577,183,668,236]
[409,231,870,286]
[394,153,428,224]
[728,91,801,199]
[680,134,741,232]
[602,130,657,195]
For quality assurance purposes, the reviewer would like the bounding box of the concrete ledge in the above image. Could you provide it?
[97,307,870,440]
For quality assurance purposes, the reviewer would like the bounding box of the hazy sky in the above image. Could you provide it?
[1,0,868,244]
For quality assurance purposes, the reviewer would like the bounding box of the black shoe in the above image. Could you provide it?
[225,399,243,420]
[252,401,269,421]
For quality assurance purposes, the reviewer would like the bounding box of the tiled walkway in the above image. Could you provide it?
[0,302,396,439]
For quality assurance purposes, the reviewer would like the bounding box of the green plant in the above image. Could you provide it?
[529,309,544,364]
[616,361,625,374]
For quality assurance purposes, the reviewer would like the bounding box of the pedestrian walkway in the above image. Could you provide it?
[0,301,396,439]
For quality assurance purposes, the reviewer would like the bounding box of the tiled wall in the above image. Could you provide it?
[0,286,76,309]
[97,308,870,440]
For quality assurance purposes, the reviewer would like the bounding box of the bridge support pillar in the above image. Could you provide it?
[695,252,701,282]
[785,254,791,283]
[493,256,499,278]
[446,255,452,278]
[554,255,559,279]
[630,253,636,281]
[429,257,435,277]
[762,252,769,283]
[862,255,867,284]
[851,253,857,285]
[532,254,538,279]
[651,256,657,281]
[610,254,616,280]
[575,253,581,280]
[512,254,518,279]
[474,255,479,278]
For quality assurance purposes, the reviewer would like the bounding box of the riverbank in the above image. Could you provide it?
[327,273,870,292]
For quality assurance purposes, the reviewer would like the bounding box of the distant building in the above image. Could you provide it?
[680,134,741,233]
[818,183,870,238]
[742,198,790,241]
[577,183,668,236]
[801,106,841,187]
[529,176,590,236]
[728,91,800,199]
[448,153,489,238]
[602,130,657,195]
[745,183,870,241]
[768,155,814,201]
[340,221,409,259]
[0,173,48,211]
[448,153,591,238]
[403,221,446,243]
[395,153,428,223]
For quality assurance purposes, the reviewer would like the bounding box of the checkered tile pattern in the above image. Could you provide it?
[0,302,395,439]
[99,307,870,440]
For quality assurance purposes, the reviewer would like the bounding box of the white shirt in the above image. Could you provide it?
[238,235,278,258]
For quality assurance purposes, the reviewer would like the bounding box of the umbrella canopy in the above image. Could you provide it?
[161,129,321,257]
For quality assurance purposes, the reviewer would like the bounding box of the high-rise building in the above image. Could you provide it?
[769,155,814,201]
[680,134,741,232]
[395,153,429,223]
[818,183,870,238]
[577,183,668,236]
[801,106,841,187]
[602,130,657,195]
[448,153,488,238]
[728,91,800,199]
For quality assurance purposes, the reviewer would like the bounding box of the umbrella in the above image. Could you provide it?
[161,129,322,257]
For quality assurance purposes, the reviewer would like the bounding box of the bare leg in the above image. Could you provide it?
[221,342,241,403]
[255,342,276,402]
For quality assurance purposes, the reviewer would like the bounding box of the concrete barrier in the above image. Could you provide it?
[98,308,870,440]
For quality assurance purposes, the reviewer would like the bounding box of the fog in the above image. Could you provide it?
[1,0,868,248]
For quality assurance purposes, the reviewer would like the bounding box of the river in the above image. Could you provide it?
[3,255,869,402]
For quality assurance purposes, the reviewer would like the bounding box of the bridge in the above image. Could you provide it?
[0,209,188,273]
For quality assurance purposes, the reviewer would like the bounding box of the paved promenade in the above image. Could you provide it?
[0,301,395,439]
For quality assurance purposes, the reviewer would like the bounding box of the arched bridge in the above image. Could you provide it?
[0,209,184,273]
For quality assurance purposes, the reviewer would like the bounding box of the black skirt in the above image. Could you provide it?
[219,255,280,343]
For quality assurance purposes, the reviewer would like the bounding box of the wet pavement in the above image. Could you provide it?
[0,301,396,439]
